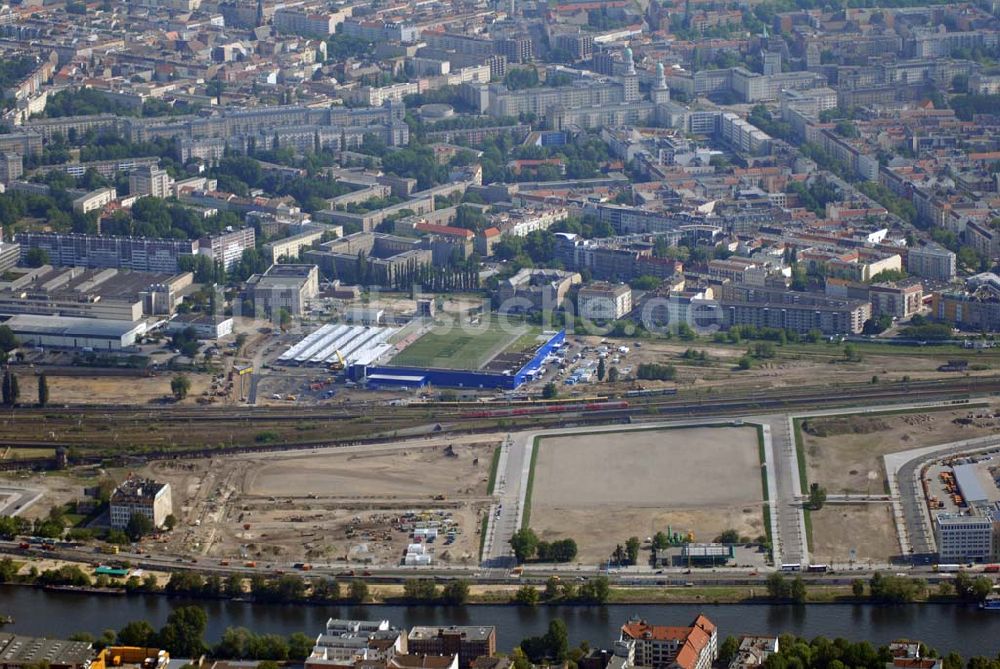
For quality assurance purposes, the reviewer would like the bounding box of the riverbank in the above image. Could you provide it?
[4,584,999,657]
[0,577,973,607]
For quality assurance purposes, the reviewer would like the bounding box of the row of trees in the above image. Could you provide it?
[401,577,470,604]
[510,528,578,563]
[1,371,50,407]
[513,575,611,607]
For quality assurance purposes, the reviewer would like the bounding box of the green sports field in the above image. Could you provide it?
[389,320,536,370]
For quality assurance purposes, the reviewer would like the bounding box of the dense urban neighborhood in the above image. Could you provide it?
[3,0,1000,658]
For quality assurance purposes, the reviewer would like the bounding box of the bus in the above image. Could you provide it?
[933,564,962,573]
[780,563,802,572]
[807,564,829,573]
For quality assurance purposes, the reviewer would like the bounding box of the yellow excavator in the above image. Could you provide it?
[328,350,346,372]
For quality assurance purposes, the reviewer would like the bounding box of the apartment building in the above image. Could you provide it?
[406,626,496,669]
[870,280,923,319]
[129,164,173,198]
[707,258,767,287]
[906,243,957,281]
[109,476,173,530]
[273,8,349,37]
[262,228,326,264]
[198,227,256,271]
[0,152,23,183]
[72,187,116,214]
[16,232,197,273]
[246,263,319,317]
[498,268,581,312]
[619,616,717,669]
[719,285,872,335]
[578,282,632,320]
[304,232,432,286]
[932,289,1000,331]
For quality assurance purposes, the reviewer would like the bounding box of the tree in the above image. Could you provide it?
[716,529,740,544]
[578,575,610,603]
[348,580,368,603]
[510,527,539,563]
[403,578,439,601]
[607,366,620,383]
[541,382,557,399]
[718,636,741,667]
[126,512,154,540]
[652,531,669,550]
[278,308,292,330]
[596,358,606,381]
[808,483,827,511]
[37,374,48,407]
[514,585,540,606]
[2,371,18,406]
[766,573,789,599]
[625,536,640,564]
[117,620,155,646]
[170,374,191,401]
[442,579,470,604]
[163,514,177,531]
[852,579,865,597]
[25,247,50,267]
[0,326,17,360]
[156,605,208,657]
[288,632,314,662]
[843,344,861,362]
[789,576,807,604]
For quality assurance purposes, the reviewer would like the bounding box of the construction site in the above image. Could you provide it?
[133,435,501,566]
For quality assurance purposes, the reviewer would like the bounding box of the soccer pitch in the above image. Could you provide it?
[389,321,535,370]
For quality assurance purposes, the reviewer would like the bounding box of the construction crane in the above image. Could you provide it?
[328,350,346,371]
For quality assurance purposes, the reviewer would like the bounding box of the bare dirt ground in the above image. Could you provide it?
[134,437,500,566]
[809,503,900,564]
[802,404,1000,494]
[529,426,763,564]
[15,373,215,406]
[0,469,100,520]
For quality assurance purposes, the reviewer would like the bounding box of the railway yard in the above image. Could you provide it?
[4,318,1000,581]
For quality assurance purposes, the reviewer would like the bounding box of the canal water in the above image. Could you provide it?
[3,586,999,656]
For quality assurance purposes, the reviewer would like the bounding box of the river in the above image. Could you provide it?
[3,586,1000,656]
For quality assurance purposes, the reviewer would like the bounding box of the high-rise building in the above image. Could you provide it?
[129,164,173,198]
[198,227,256,271]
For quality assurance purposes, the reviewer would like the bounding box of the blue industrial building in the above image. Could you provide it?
[359,330,565,390]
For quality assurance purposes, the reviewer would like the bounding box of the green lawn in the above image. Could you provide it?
[389,321,534,369]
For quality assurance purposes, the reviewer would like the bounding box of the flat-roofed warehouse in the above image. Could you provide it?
[0,633,96,669]
[1,314,146,351]
[953,463,991,508]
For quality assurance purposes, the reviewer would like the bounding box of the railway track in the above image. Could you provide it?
[0,376,994,467]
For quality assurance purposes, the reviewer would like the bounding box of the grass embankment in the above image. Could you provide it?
[521,436,541,526]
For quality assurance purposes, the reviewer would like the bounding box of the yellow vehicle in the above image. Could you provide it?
[101,545,120,555]
[328,350,346,372]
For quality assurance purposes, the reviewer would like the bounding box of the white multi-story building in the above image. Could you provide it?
[199,227,256,271]
[273,8,349,37]
[936,513,997,562]
[619,617,718,669]
[578,282,632,320]
[110,477,173,529]
[129,164,173,199]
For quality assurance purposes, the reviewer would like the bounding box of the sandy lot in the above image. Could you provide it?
[245,443,494,499]
[135,438,500,566]
[529,426,764,564]
[15,373,215,406]
[810,503,900,564]
[801,405,1000,493]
